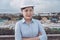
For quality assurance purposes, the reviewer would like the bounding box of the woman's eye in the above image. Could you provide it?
[30,10,32,12]
[25,10,28,12]
[24,9,33,12]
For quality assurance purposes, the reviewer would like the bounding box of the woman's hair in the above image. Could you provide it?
[21,6,34,11]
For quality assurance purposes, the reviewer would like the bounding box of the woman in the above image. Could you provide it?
[15,1,47,40]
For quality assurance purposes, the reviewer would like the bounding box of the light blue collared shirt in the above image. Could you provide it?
[15,18,47,40]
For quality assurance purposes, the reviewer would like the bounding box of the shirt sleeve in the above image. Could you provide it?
[15,22,22,40]
[38,21,47,40]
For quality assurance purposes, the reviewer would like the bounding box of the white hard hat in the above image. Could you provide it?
[20,0,34,8]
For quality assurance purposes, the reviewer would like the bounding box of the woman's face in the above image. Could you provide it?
[22,7,34,20]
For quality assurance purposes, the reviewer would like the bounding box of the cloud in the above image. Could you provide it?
[0,0,19,13]
[10,0,60,13]
[0,0,10,9]
[34,0,60,13]
[0,0,60,13]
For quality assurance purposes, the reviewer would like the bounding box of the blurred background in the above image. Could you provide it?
[0,0,60,40]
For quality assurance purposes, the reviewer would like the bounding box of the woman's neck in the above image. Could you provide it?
[25,18,32,24]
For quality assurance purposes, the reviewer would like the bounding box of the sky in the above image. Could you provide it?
[0,0,60,14]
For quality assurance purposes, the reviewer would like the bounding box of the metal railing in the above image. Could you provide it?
[0,34,60,40]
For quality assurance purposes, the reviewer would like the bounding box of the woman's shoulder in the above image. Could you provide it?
[16,20,23,25]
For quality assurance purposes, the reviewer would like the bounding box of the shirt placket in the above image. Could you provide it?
[27,23,34,37]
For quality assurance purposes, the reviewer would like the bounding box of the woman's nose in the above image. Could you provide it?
[27,11,31,15]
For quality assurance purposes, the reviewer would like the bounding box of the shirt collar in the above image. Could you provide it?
[22,18,34,24]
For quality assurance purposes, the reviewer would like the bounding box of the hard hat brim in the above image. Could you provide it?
[20,5,34,9]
